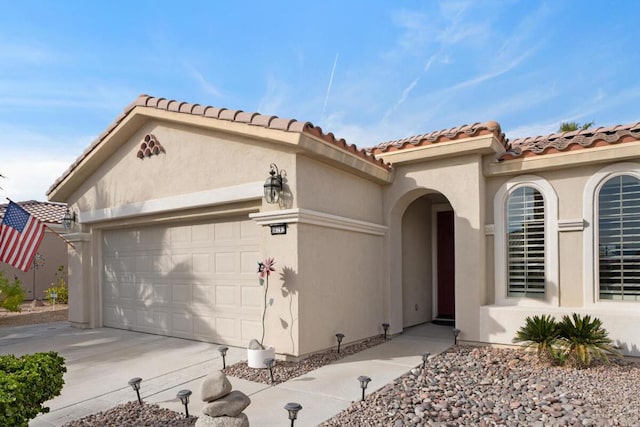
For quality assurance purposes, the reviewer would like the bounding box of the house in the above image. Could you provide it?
[47,95,640,357]
[0,201,68,301]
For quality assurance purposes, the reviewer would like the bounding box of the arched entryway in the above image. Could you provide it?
[401,192,455,328]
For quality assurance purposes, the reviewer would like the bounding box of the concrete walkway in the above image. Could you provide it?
[0,322,452,426]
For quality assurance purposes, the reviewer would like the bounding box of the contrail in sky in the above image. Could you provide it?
[321,53,339,124]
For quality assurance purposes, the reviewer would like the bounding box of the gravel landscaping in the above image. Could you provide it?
[321,345,640,426]
[223,336,387,385]
[62,402,196,427]
[0,301,68,327]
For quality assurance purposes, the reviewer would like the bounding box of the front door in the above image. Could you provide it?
[436,210,455,318]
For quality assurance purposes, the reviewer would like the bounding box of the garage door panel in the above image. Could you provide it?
[172,284,191,304]
[214,222,236,240]
[240,250,260,273]
[214,252,236,273]
[240,220,258,238]
[103,217,259,345]
[241,319,261,342]
[193,253,211,273]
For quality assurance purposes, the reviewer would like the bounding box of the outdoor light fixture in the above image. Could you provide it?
[61,208,76,231]
[358,375,372,401]
[452,328,461,345]
[382,323,390,340]
[128,377,143,404]
[421,352,430,369]
[176,389,192,418]
[284,402,302,427]
[336,333,345,353]
[264,358,276,384]
[218,346,229,369]
[263,163,283,204]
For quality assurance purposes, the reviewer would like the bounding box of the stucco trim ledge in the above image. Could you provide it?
[79,181,263,224]
[250,208,387,236]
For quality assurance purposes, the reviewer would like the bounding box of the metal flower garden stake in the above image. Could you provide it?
[257,257,276,348]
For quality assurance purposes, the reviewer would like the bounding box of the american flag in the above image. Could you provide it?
[0,201,46,272]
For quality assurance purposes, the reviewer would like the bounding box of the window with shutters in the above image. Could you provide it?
[494,176,558,306]
[506,187,546,297]
[598,175,640,301]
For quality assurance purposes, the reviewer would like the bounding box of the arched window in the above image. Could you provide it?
[598,175,640,301]
[507,186,546,297]
[494,175,558,306]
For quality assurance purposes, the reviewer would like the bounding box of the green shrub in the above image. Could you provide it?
[556,313,620,368]
[44,265,68,304]
[512,314,559,358]
[0,271,26,312]
[514,312,621,368]
[0,351,66,426]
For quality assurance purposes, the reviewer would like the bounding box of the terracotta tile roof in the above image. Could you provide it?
[0,200,67,225]
[47,95,388,196]
[498,122,640,160]
[368,121,507,154]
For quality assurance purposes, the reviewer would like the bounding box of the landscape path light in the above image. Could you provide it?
[284,402,302,427]
[176,389,192,418]
[382,323,390,340]
[128,377,143,404]
[335,333,345,353]
[218,345,229,369]
[264,358,276,384]
[421,352,430,369]
[357,375,371,401]
[452,328,461,345]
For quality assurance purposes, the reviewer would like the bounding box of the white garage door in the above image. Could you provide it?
[102,217,262,346]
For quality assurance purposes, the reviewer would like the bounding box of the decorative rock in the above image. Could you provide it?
[195,413,249,427]
[201,371,232,402]
[202,391,251,417]
[247,339,263,350]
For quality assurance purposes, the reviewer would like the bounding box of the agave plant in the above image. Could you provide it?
[513,314,559,358]
[556,313,620,367]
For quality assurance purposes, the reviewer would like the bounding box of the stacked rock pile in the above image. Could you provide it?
[195,371,251,427]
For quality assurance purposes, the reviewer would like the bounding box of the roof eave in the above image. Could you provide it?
[373,134,504,165]
[485,140,640,176]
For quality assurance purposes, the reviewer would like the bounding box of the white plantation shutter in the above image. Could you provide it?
[598,175,640,300]
[507,187,545,297]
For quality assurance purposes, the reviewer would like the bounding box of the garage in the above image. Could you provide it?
[101,216,261,347]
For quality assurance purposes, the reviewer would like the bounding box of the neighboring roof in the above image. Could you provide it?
[498,122,640,160]
[47,95,388,196]
[368,121,507,155]
[0,200,67,225]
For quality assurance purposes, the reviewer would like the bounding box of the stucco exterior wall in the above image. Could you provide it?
[296,223,385,356]
[481,159,640,355]
[401,196,433,327]
[0,229,68,301]
[295,155,383,224]
[67,120,298,213]
[384,154,486,343]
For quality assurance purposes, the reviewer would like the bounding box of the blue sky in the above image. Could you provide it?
[1,0,639,202]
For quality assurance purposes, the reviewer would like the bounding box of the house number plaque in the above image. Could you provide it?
[270,223,287,235]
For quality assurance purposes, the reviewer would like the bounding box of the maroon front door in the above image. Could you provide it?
[437,210,455,318]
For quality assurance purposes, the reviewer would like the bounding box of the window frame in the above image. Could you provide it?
[494,175,559,307]
[583,162,640,306]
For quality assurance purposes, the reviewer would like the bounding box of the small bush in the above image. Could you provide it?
[556,313,620,368]
[0,271,26,312]
[512,314,559,358]
[44,265,68,304]
[513,312,620,368]
[0,351,66,426]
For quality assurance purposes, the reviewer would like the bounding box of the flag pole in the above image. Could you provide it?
[4,198,77,250]
[44,224,77,250]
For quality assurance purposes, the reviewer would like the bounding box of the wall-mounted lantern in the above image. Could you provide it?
[61,208,76,231]
[263,163,283,204]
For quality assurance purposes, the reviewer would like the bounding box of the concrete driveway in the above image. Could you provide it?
[0,321,452,426]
